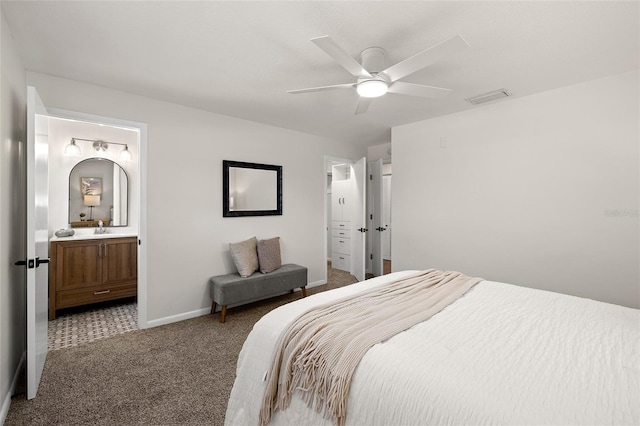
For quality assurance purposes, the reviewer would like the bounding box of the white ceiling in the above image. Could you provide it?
[2,1,638,147]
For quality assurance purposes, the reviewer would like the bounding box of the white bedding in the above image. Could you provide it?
[225,271,640,425]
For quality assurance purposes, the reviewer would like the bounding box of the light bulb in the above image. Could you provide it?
[119,145,132,161]
[356,79,388,98]
[64,139,81,157]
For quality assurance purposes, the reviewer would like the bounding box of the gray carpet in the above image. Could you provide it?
[5,266,358,426]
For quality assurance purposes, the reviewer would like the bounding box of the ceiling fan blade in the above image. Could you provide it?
[311,35,372,79]
[287,83,355,94]
[354,97,371,115]
[380,35,469,83]
[387,81,452,98]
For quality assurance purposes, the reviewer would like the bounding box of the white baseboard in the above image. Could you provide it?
[307,279,326,289]
[1,351,25,425]
[145,307,211,329]
[146,283,327,327]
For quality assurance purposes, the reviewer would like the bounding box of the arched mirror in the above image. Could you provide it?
[69,158,129,227]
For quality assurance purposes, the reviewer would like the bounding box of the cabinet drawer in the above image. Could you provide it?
[332,253,350,272]
[332,220,350,230]
[332,237,350,255]
[56,283,137,309]
[331,228,350,238]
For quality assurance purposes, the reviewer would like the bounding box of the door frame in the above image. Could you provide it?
[45,107,149,329]
[382,171,392,264]
[323,156,353,284]
[350,157,367,282]
[367,159,384,277]
[323,156,368,283]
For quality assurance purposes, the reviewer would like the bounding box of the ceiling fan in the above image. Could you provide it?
[288,35,469,114]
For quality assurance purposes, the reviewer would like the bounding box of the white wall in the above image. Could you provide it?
[27,72,364,323]
[0,8,26,422]
[367,142,391,163]
[47,118,139,235]
[393,70,639,308]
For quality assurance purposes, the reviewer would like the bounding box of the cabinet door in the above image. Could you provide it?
[55,240,102,290]
[331,186,342,220]
[102,237,137,285]
[332,180,351,221]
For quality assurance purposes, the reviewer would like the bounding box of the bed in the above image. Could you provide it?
[225,270,640,425]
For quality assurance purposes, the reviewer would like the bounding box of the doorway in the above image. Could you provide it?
[324,156,367,283]
[25,87,147,399]
[366,159,392,278]
[45,114,144,349]
[382,166,392,273]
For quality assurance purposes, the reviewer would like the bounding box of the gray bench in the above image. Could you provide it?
[209,264,308,323]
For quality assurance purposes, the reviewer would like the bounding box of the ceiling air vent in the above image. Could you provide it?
[466,89,510,105]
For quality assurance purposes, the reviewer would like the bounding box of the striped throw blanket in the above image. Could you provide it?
[259,269,482,426]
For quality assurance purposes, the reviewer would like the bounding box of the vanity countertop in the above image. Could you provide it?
[50,232,138,242]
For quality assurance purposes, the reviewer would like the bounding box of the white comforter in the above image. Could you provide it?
[225,271,640,425]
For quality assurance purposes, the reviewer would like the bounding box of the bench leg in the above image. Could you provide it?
[220,305,227,323]
[301,287,307,298]
[211,301,216,315]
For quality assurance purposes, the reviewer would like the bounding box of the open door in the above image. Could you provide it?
[382,174,392,263]
[26,86,49,399]
[350,157,367,281]
[368,159,384,277]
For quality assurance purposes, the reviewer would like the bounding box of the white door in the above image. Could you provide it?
[369,159,383,276]
[382,175,392,260]
[326,173,332,259]
[26,86,49,399]
[350,157,367,281]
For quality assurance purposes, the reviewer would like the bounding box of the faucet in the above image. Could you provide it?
[95,220,106,234]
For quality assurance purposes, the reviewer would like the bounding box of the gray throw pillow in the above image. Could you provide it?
[229,237,258,278]
[257,237,282,273]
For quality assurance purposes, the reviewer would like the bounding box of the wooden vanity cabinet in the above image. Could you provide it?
[49,237,137,320]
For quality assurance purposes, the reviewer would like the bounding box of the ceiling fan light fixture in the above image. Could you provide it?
[357,79,388,98]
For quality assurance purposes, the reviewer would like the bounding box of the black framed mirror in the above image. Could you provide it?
[223,160,282,217]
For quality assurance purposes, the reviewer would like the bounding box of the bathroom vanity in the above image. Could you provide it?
[49,234,137,320]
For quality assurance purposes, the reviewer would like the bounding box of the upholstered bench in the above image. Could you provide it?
[209,263,308,323]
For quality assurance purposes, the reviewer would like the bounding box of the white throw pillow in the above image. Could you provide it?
[229,237,258,278]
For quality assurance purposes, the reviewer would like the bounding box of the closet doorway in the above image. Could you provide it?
[324,156,367,283]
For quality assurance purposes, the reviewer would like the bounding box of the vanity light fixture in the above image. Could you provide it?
[64,138,82,157]
[93,140,108,152]
[65,137,134,161]
[119,145,133,161]
[93,140,108,157]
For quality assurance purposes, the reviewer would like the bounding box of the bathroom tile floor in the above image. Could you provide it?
[48,299,138,351]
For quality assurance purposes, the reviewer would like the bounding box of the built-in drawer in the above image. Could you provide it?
[332,220,350,230]
[332,237,350,255]
[331,253,350,272]
[56,283,137,309]
[331,228,350,238]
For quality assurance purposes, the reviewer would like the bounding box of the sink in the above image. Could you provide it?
[51,228,138,241]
